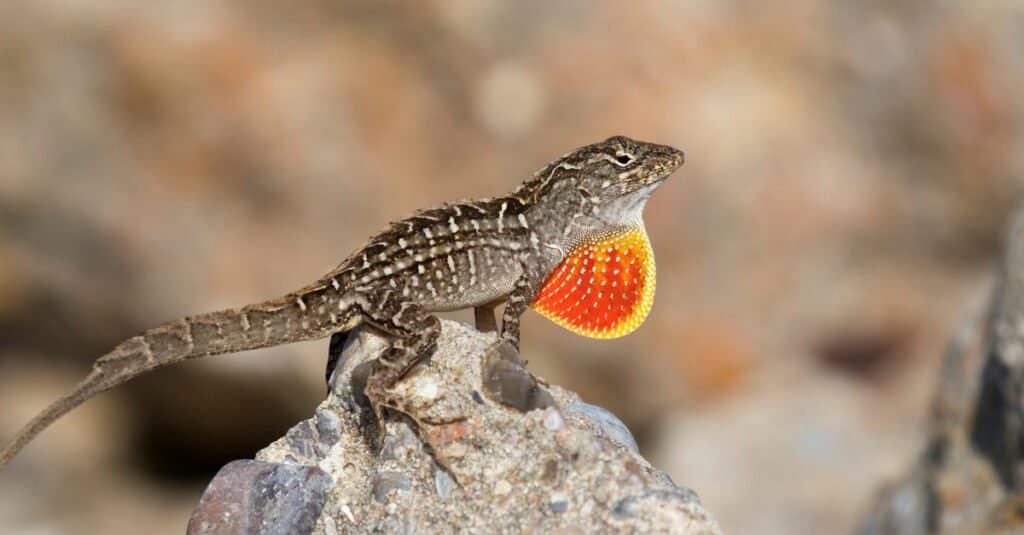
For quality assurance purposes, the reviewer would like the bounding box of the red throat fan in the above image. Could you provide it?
[531,226,656,339]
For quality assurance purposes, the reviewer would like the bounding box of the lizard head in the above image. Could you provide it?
[573,135,684,226]
[519,135,684,231]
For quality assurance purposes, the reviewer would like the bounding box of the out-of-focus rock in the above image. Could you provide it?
[193,320,719,534]
[857,206,1024,534]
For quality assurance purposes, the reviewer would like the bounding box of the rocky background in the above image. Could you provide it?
[1,1,1023,534]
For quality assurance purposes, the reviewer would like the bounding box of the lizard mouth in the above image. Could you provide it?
[654,146,685,181]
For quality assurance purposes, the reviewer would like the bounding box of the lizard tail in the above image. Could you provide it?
[0,368,110,470]
[1,293,347,472]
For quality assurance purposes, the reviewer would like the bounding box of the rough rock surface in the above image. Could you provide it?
[188,460,332,534]
[857,209,1024,535]
[190,320,720,534]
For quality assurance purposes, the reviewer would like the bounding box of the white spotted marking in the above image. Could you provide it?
[448,217,459,233]
[497,202,508,232]
[296,297,307,312]
[517,214,529,228]
[331,277,341,290]
[446,255,456,271]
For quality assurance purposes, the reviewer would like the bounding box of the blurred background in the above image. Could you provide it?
[1,1,1023,533]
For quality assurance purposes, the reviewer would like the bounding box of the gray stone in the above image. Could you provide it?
[314,409,340,447]
[371,471,412,504]
[568,400,640,453]
[188,460,331,535]
[433,468,457,500]
[857,204,1024,534]
[197,320,720,534]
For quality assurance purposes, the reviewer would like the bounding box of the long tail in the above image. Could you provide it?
[0,288,353,471]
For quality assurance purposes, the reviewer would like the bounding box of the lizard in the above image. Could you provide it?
[0,135,684,471]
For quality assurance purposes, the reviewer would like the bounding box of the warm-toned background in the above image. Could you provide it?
[1,1,1022,533]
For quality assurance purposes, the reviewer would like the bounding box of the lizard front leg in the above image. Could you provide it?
[500,262,547,350]
[482,262,556,411]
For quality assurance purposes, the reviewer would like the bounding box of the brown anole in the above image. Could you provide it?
[0,136,683,470]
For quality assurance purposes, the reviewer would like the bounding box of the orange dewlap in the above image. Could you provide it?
[531,226,656,339]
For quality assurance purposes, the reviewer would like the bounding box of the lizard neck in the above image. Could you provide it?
[521,177,655,264]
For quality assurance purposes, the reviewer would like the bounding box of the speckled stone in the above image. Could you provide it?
[188,460,331,535]
[203,320,719,534]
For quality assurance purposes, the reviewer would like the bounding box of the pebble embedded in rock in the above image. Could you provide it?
[413,376,441,401]
[543,408,565,431]
[380,425,420,462]
[372,471,412,504]
[550,498,569,513]
[493,480,512,495]
[434,469,457,500]
[315,409,341,446]
[567,401,639,453]
[483,347,556,411]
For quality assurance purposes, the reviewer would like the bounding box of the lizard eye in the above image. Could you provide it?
[613,153,635,166]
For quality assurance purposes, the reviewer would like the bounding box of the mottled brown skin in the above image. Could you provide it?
[0,136,683,470]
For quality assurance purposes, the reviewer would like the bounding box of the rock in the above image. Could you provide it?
[857,206,1024,534]
[568,400,640,454]
[195,320,720,534]
[188,460,332,535]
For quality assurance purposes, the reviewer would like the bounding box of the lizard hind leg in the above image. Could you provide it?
[362,298,442,444]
